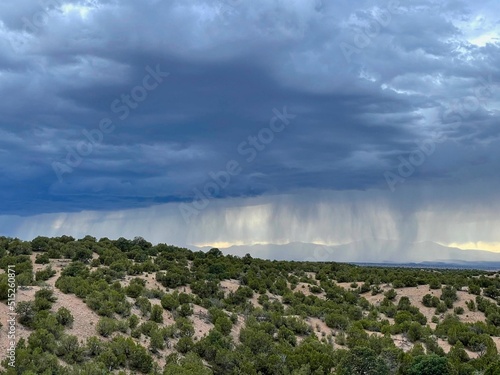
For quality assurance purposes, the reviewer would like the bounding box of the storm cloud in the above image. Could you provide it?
[0,0,499,253]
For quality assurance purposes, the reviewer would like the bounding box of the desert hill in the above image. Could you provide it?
[1,236,500,374]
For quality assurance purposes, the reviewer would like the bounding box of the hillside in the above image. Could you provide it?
[2,236,500,374]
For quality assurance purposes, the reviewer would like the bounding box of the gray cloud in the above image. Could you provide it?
[0,0,499,250]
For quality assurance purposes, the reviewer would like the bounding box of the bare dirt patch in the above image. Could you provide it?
[307,317,333,341]
[230,314,246,344]
[293,282,326,299]
[51,289,101,343]
[221,279,240,296]
[191,305,214,341]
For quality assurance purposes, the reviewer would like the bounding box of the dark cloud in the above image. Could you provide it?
[0,0,499,219]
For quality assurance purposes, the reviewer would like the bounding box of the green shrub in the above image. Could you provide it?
[56,307,74,327]
[35,266,56,282]
[384,289,397,300]
[325,313,349,330]
[423,294,440,308]
[35,253,50,264]
[161,293,180,311]
[96,317,116,337]
[150,304,163,323]
[176,336,194,354]
[454,306,464,315]
[435,302,448,314]
[128,314,139,329]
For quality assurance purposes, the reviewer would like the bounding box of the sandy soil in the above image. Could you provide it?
[293,282,326,299]
[50,289,101,343]
[221,279,240,296]
[392,333,413,352]
[191,304,214,341]
[307,317,333,341]
[122,274,164,291]
[230,314,246,344]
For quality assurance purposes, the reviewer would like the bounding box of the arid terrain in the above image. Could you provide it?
[2,237,500,374]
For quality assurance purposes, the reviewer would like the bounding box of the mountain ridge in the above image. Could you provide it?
[195,239,500,264]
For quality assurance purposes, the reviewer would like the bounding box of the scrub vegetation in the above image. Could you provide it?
[2,235,500,374]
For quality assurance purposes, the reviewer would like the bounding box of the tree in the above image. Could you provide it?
[287,337,335,374]
[31,236,50,252]
[161,293,180,311]
[422,294,439,308]
[136,296,152,316]
[176,336,194,354]
[277,326,297,346]
[407,322,423,342]
[408,355,452,375]
[8,239,32,255]
[0,274,8,300]
[487,312,500,327]
[55,307,74,327]
[164,352,213,375]
[435,302,448,314]
[128,343,153,373]
[35,265,56,281]
[429,279,441,290]
[440,286,458,308]
[71,245,93,263]
[16,301,35,327]
[149,328,165,353]
[56,334,83,363]
[448,341,469,365]
[28,328,57,352]
[35,253,50,264]
[325,313,349,330]
[125,278,145,298]
[176,317,195,337]
[384,288,397,300]
[336,346,389,375]
[484,285,500,299]
[150,304,163,323]
[178,303,193,317]
[96,317,116,337]
[485,360,500,375]
[468,283,481,295]
[397,296,412,311]
[215,315,233,335]
[129,314,140,329]
[86,336,103,356]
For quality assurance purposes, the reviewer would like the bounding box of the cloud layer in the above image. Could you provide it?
[0,0,499,249]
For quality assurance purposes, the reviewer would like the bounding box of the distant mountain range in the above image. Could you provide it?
[196,240,500,267]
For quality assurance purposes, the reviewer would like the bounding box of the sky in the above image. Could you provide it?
[0,0,499,257]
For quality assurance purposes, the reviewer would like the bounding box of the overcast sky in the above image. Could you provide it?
[1,0,499,253]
